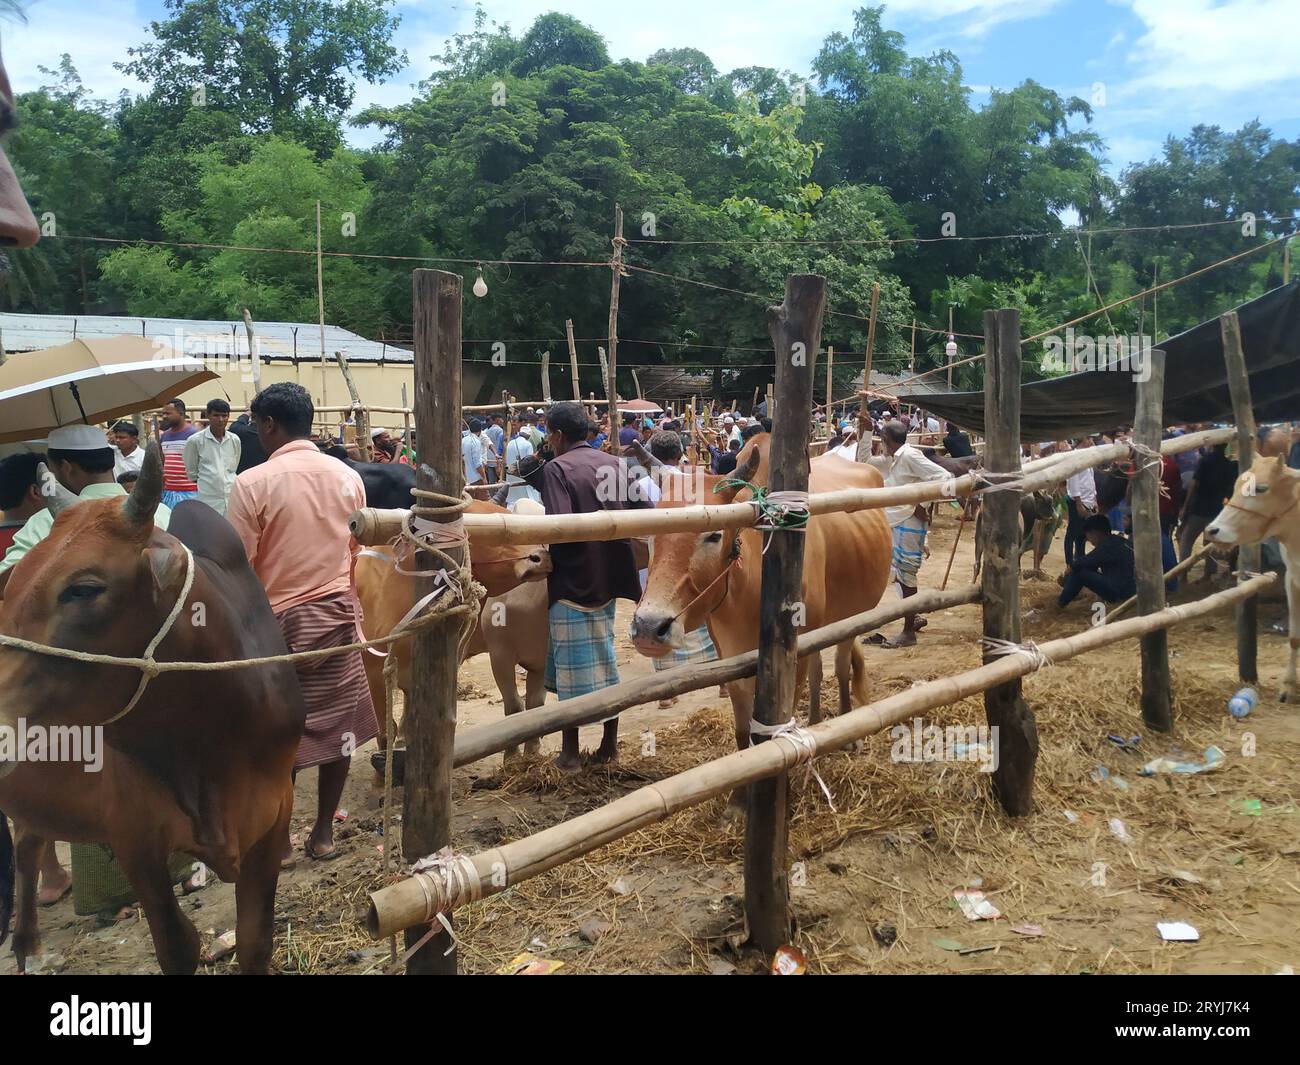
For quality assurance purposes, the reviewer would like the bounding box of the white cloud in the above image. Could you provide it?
[2,0,150,99]
[1125,0,1300,93]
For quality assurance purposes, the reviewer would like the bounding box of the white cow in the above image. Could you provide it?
[1205,454,1300,701]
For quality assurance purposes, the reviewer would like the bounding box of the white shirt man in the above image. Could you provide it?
[183,417,241,515]
[868,441,954,526]
[503,429,541,508]
[461,428,485,485]
[114,439,145,481]
[1065,459,1098,511]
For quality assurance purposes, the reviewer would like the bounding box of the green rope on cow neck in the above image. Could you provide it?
[712,476,810,532]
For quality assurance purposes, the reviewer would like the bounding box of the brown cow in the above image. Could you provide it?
[356,498,550,764]
[1205,454,1300,702]
[630,436,893,788]
[0,445,303,973]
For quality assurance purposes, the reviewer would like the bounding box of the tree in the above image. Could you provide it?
[647,47,718,95]
[511,12,609,76]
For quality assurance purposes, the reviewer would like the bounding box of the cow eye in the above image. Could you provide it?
[59,582,106,604]
[704,532,723,543]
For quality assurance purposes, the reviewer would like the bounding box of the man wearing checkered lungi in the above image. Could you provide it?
[539,402,648,771]
[867,421,955,648]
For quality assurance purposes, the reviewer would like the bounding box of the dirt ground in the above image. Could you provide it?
[9,502,1299,975]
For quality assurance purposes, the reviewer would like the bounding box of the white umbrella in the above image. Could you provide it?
[0,335,219,443]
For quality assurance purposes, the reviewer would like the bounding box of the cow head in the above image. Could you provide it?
[0,444,187,779]
[465,498,550,596]
[629,446,761,657]
[1205,454,1300,548]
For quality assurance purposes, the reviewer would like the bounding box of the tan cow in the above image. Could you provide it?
[1205,454,1300,701]
[630,436,893,766]
[355,498,551,765]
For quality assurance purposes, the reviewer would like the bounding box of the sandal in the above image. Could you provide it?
[305,840,340,862]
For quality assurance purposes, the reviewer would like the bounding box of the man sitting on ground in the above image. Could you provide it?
[1057,514,1136,609]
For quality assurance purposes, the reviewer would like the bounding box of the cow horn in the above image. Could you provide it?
[38,463,79,517]
[123,441,164,526]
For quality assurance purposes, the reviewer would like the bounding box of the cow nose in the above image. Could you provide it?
[630,611,673,643]
[528,551,544,564]
[1205,527,1218,540]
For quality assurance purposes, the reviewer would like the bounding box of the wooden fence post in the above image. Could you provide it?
[1132,347,1172,730]
[406,268,465,974]
[606,204,625,451]
[1220,310,1259,683]
[566,319,581,401]
[540,350,551,405]
[981,308,1038,815]
[745,274,824,954]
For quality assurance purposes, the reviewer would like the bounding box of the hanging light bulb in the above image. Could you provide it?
[944,334,958,360]
[472,265,488,298]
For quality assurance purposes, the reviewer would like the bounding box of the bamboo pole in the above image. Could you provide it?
[631,367,642,400]
[746,273,822,953]
[825,345,834,422]
[981,307,1037,816]
[241,307,262,392]
[540,350,551,405]
[1220,310,1260,683]
[401,383,413,463]
[855,282,881,462]
[1132,347,1172,730]
[350,429,1236,548]
[566,319,581,400]
[368,573,1277,938]
[606,204,625,451]
[1107,544,1217,622]
[405,268,465,974]
[316,199,328,410]
[334,350,370,460]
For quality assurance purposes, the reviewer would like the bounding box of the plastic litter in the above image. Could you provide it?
[1140,745,1225,776]
[1109,818,1133,843]
[771,945,807,974]
[1156,921,1200,942]
[1228,687,1258,720]
[953,888,1001,920]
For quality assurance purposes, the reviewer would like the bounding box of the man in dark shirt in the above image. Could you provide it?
[618,413,640,449]
[231,412,268,472]
[540,401,647,772]
[1178,444,1237,579]
[943,422,975,459]
[1057,515,1136,608]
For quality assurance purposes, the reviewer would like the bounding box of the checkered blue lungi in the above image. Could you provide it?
[891,520,928,589]
[545,599,620,700]
[652,624,718,672]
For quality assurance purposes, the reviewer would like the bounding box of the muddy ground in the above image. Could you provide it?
[9,502,1299,975]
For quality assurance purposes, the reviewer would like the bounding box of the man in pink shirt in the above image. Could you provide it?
[226,382,375,863]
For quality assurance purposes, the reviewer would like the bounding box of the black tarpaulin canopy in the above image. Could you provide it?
[897,282,1300,440]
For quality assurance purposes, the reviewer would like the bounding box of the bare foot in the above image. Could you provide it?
[37,869,72,907]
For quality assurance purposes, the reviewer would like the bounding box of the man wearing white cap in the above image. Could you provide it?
[0,425,172,577]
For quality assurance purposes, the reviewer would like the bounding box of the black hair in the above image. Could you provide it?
[110,420,139,437]
[466,416,484,434]
[166,398,187,416]
[547,401,590,443]
[1082,514,1113,536]
[117,470,139,486]
[0,451,44,511]
[760,417,772,433]
[47,447,116,475]
[623,413,637,426]
[741,422,765,442]
[205,398,231,415]
[729,438,741,451]
[250,382,314,437]
[881,422,908,445]
[648,430,683,463]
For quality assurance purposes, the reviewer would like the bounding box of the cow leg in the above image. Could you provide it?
[115,843,200,975]
[234,787,292,974]
[806,652,823,725]
[523,668,546,756]
[10,829,44,971]
[491,648,529,764]
[723,679,756,821]
[1281,573,1298,703]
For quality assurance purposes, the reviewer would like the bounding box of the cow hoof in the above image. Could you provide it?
[524,739,541,756]
[553,754,582,776]
[1280,688,1292,704]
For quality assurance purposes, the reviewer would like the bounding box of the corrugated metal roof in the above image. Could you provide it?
[0,312,411,363]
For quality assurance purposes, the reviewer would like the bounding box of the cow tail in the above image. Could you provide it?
[0,810,13,947]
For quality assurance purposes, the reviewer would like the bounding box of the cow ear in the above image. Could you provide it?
[143,545,187,600]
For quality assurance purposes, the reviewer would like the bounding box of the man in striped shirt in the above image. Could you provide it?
[159,398,199,508]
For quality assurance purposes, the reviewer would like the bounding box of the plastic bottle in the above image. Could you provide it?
[1228,687,1258,719]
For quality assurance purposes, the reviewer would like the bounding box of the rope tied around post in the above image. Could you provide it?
[980,636,1054,672]
[749,716,835,811]
[713,477,811,532]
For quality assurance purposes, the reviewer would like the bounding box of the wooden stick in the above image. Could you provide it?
[1220,310,1260,683]
[368,574,1277,938]
[606,204,625,451]
[241,307,262,392]
[941,499,970,591]
[1108,544,1217,622]
[351,429,1237,548]
[540,350,551,405]
[751,385,760,416]
[566,319,581,400]
[406,268,464,974]
[631,366,642,400]
[455,585,981,767]
[334,350,370,460]
[981,307,1037,816]
[746,274,822,953]
[316,199,328,410]
[825,345,834,425]
[1133,348,1172,730]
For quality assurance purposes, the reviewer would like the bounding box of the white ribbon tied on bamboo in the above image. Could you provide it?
[749,716,835,811]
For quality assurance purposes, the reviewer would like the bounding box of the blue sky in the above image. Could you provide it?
[4,0,1297,174]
